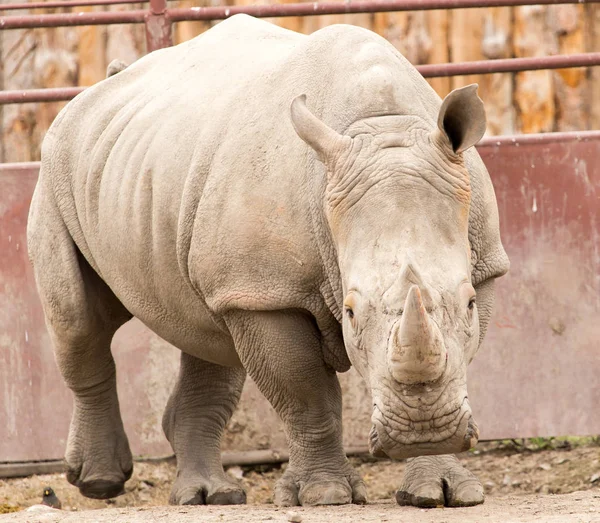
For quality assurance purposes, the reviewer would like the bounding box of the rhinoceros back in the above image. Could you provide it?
[38,14,501,352]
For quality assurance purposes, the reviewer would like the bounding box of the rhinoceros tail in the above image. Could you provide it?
[106,59,129,78]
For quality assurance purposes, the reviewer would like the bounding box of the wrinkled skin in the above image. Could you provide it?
[27,15,508,509]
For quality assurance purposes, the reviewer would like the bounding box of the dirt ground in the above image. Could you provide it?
[1,441,599,522]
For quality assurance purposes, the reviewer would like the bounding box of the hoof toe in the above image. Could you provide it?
[299,480,352,506]
[396,485,444,508]
[171,482,247,506]
[446,481,484,507]
[79,479,126,500]
[207,488,246,505]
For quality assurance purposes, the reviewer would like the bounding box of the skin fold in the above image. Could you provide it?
[27,15,509,508]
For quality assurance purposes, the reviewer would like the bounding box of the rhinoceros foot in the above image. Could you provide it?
[395,455,484,508]
[75,477,130,500]
[169,475,246,506]
[274,465,367,507]
[65,396,134,500]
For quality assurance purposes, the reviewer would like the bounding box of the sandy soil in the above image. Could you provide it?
[1,442,599,522]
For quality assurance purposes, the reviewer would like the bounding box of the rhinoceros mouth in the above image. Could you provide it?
[369,399,478,459]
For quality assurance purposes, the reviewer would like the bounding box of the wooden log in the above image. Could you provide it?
[427,10,451,98]
[174,0,211,44]
[271,0,305,33]
[451,8,514,136]
[548,5,588,131]
[77,7,107,87]
[106,3,145,63]
[514,5,556,133]
[304,10,372,34]
[0,26,4,162]
[0,7,78,162]
[372,11,452,97]
[587,5,600,130]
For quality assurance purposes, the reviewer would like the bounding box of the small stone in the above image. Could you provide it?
[484,481,496,489]
[26,505,60,513]
[138,480,153,490]
[549,317,566,335]
[227,466,245,480]
[502,475,511,486]
[287,510,302,522]
[539,463,552,471]
[554,457,568,465]
[590,473,600,483]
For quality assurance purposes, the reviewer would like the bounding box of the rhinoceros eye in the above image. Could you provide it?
[345,307,354,320]
[468,296,476,311]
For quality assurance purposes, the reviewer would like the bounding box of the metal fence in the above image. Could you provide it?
[2,0,600,104]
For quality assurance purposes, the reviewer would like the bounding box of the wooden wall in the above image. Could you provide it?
[1,0,599,162]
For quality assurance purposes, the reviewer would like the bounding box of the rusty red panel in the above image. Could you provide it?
[0,165,176,462]
[470,135,600,439]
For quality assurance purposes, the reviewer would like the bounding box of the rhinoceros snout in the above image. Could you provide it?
[370,397,478,460]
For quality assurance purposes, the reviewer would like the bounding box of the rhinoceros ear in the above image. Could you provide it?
[290,95,350,167]
[437,84,486,154]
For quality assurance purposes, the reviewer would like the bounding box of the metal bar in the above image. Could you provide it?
[0,87,85,104]
[167,0,600,22]
[0,161,41,170]
[4,0,600,30]
[0,0,147,11]
[3,51,600,105]
[0,8,146,28]
[145,0,172,51]
[0,447,372,478]
[418,53,600,77]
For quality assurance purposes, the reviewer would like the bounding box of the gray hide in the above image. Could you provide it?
[28,15,509,508]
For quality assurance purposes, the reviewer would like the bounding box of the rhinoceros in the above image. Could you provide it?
[27,14,509,508]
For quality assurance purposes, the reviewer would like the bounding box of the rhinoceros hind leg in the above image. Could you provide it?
[395,455,484,508]
[28,188,134,500]
[162,351,247,505]
[225,310,367,507]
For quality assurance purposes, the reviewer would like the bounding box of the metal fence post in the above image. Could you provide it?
[145,0,172,53]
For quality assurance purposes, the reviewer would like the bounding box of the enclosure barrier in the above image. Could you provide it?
[0,0,146,10]
[2,0,600,103]
[1,0,600,468]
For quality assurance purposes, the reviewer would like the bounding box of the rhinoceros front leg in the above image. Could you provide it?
[226,310,367,506]
[396,455,484,508]
[162,351,247,505]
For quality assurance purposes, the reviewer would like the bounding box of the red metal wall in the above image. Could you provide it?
[470,135,600,438]
[1,134,599,462]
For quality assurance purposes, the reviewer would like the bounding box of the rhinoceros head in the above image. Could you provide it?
[291,85,487,459]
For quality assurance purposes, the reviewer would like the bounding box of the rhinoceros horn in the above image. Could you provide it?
[388,285,447,384]
[290,95,351,168]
